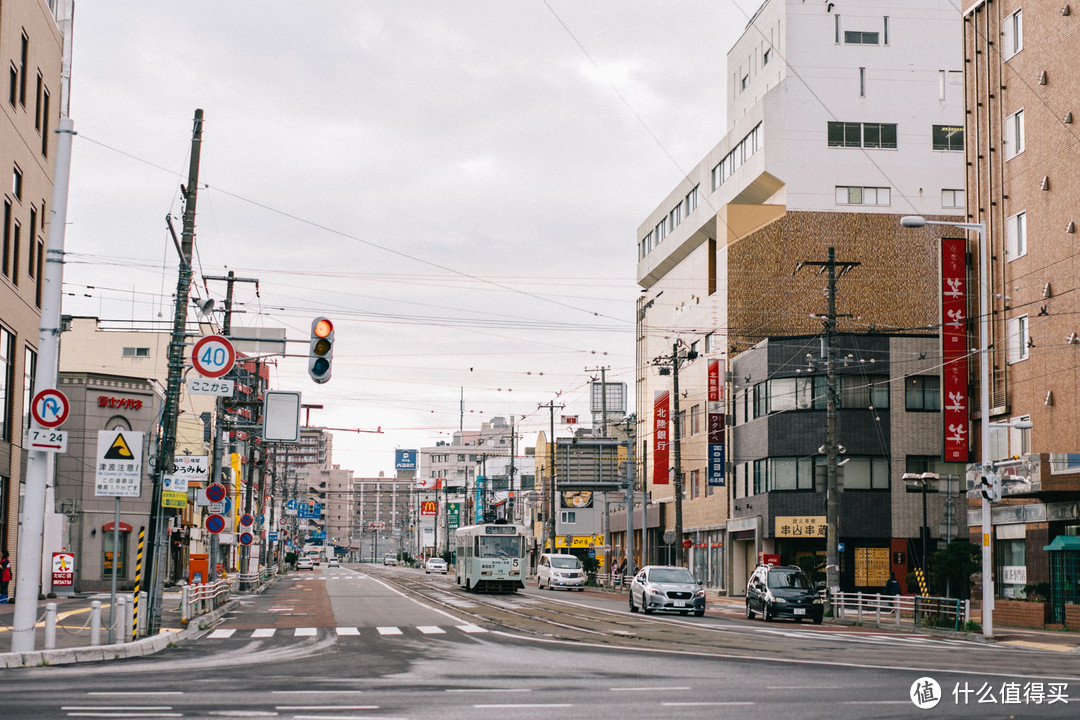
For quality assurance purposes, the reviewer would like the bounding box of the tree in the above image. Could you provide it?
[795,553,826,585]
[929,541,979,598]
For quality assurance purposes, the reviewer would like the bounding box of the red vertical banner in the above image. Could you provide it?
[707,360,725,444]
[941,237,970,463]
[653,390,670,485]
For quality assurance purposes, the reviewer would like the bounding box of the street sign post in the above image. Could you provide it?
[29,428,68,453]
[206,514,226,534]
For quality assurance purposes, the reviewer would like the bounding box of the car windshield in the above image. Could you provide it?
[768,569,812,590]
[550,557,580,569]
[649,568,695,584]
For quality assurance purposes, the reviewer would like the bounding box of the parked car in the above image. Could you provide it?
[383,554,398,566]
[745,564,823,624]
[628,565,706,616]
[327,557,340,567]
[296,557,314,570]
[424,557,448,574]
[537,553,586,591]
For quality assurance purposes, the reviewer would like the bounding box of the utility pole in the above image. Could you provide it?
[587,366,610,437]
[795,247,859,609]
[539,400,564,551]
[651,342,696,567]
[12,118,75,652]
[145,110,204,636]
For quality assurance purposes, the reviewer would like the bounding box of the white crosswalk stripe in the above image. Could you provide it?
[203,624,487,640]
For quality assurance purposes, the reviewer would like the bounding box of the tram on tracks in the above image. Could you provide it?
[454,521,527,593]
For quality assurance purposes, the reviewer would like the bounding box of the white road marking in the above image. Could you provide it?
[457,624,487,633]
[376,626,402,635]
[294,627,317,636]
[206,629,236,639]
[335,626,361,635]
[251,628,276,638]
[417,626,446,634]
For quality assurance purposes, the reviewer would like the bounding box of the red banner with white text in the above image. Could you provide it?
[653,390,670,484]
[941,237,970,463]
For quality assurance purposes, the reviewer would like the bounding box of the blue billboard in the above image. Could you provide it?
[395,449,418,470]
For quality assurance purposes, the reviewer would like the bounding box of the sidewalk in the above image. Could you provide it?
[0,590,203,669]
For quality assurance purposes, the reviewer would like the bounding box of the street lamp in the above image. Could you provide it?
[901,472,940,578]
[900,214,995,638]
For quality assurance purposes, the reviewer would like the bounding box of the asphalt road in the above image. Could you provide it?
[4,564,1078,719]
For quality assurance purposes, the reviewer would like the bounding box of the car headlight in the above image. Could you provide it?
[772,596,788,604]
[694,589,705,599]
[813,598,823,605]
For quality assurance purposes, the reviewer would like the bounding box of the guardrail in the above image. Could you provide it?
[829,590,970,631]
[180,579,232,623]
[231,564,279,591]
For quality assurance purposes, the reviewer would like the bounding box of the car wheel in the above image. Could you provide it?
[694,609,705,618]
[537,579,543,590]
[813,614,823,625]
[764,603,774,622]
[643,600,654,615]
[745,601,754,619]
[578,588,584,592]
[629,594,638,613]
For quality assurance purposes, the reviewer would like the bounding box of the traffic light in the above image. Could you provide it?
[979,473,1001,503]
[308,317,334,383]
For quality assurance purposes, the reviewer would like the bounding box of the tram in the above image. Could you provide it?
[454,521,527,593]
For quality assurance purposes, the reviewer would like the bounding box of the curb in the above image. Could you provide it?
[0,575,281,669]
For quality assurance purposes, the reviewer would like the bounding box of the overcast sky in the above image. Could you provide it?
[61,1,760,476]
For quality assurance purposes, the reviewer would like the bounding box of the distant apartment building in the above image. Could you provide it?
[634,1,965,592]
[0,0,64,563]
[353,474,412,561]
[962,1,1080,615]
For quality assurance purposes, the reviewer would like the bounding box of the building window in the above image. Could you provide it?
[859,67,866,97]
[690,469,701,499]
[121,347,151,358]
[1005,109,1025,159]
[905,375,940,411]
[828,122,896,149]
[23,346,36,446]
[1004,8,1023,57]
[836,186,891,206]
[844,30,880,45]
[561,511,576,524]
[2,201,10,277]
[35,73,43,131]
[941,189,965,209]
[883,16,889,45]
[1006,211,1026,260]
[13,165,23,201]
[840,375,890,409]
[842,457,890,490]
[0,326,13,441]
[685,185,699,213]
[932,125,964,151]
[741,74,749,91]
[1007,315,1029,364]
[764,47,772,65]
[41,87,50,157]
[690,405,700,435]
[19,32,28,107]
[8,63,16,107]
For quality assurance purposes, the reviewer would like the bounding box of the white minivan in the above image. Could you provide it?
[537,553,586,591]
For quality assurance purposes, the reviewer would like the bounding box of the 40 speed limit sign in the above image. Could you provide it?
[191,335,236,378]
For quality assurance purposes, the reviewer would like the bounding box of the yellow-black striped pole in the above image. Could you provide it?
[132,527,146,640]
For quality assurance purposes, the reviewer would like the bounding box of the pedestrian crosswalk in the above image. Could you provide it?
[205,624,487,640]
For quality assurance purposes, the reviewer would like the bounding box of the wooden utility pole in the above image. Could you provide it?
[145,110,204,636]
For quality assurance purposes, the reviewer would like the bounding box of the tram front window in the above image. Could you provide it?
[478,536,522,558]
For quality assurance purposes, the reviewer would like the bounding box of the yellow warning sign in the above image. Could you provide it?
[104,433,135,460]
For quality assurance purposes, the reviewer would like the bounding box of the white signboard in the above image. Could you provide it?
[187,377,235,396]
[94,430,144,497]
[29,428,68,453]
[172,455,209,485]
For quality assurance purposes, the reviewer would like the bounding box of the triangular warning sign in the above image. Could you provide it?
[104,433,135,460]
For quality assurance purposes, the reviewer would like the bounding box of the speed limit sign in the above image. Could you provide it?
[191,335,236,378]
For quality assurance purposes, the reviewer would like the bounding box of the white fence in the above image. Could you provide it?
[829,590,970,631]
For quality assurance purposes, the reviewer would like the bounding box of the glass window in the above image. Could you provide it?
[942,189,965,209]
[1006,109,1025,158]
[905,375,940,411]
[844,30,879,45]
[1006,211,1026,260]
[1007,315,1029,364]
[863,123,897,149]
[842,457,889,490]
[0,326,12,441]
[932,125,964,151]
[840,375,890,409]
[1004,8,1023,57]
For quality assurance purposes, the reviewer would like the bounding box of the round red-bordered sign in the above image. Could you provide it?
[239,531,254,546]
[32,389,70,429]
[205,483,227,503]
[239,513,254,527]
[191,335,236,378]
[205,514,226,534]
